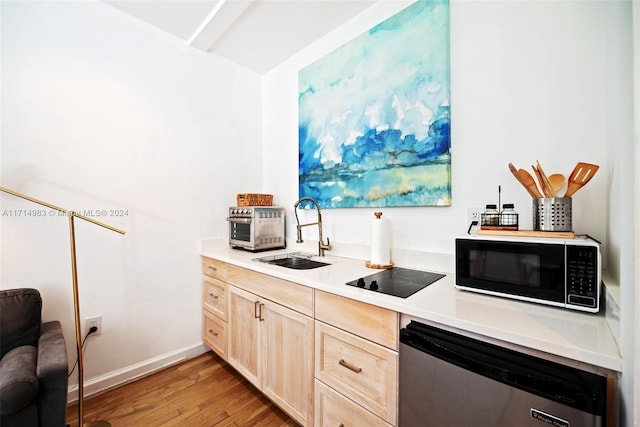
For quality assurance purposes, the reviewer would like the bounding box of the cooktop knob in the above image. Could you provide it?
[357,278,365,288]
[369,280,379,291]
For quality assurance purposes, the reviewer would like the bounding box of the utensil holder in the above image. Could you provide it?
[533,197,572,231]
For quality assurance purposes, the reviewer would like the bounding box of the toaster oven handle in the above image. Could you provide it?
[227,217,252,223]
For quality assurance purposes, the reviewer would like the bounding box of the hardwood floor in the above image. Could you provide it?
[66,352,299,427]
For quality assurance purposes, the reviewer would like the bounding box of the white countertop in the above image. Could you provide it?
[200,240,622,373]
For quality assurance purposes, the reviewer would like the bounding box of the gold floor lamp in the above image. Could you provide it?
[0,186,125,427]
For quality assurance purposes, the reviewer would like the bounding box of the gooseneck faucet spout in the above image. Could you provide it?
[293,197,332,257]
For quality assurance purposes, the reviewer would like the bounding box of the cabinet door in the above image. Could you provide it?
[316,322,398,424]
[202,257,228,281]
[314,380,392,427]
[227,264,313,316]
[203,275,226,320]
[262,300,314,427]
[227,285,260,388]
[203,310,227,359]
[315,290,398,350]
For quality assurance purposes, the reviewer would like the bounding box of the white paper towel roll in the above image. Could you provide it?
[370,212,391,266]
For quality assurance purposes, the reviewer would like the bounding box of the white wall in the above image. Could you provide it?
[263,0,636,424]
[264,0,611,255]
[632,2,640,425]
[604,1,637,425]
[0,0,262,394]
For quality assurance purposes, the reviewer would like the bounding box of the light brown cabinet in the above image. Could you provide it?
[201,257,228,359]
[261,295,314,426]
[314,380,393,427]
[226,267,314,427]
[314,290,399,426]
[202,309,227,359]
[314,290,398,349]
[203,275,227,321]
[201,258,399,427]
[227,285,260,385]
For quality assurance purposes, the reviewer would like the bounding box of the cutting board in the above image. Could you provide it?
[477,229,575,239]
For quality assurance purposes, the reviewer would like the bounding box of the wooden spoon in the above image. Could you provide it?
[518,168,543,198]
[548,173,565,197]
[565,162,600,197]
[509,163,539,197]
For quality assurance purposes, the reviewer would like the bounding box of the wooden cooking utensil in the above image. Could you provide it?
[535,160,554,197]
[548,173,565,197]
[509,163,539,198]
[531,165,552,197]
[518,168,543,198]
[564,162,600,197]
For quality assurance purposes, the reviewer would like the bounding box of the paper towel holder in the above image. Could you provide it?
[366,211,394,269]
[366,260,394,269]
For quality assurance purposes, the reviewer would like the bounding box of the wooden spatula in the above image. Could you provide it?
[531,164,552,197]
[564,162,600,197]
[535,160,554,197]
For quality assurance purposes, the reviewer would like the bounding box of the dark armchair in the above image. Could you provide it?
[0,288,69,427]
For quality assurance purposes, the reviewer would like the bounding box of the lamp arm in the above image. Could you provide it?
[0,186,125,235]
[0,185,124,427]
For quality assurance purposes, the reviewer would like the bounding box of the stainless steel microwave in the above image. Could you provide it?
[455,235,601,313]
[228,206,285,252]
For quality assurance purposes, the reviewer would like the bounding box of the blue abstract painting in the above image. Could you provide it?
[298,0,450,208]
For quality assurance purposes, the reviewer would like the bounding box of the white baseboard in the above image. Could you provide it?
[67,343,209,403]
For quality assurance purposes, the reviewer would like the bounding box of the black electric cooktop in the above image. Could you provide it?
[346,267,446,298]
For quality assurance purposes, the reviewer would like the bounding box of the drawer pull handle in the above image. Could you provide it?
[208,293,219,299]
[339,359,362,373]
[208,329,218,337]
[259,303,265,321]
[254,301,260,318]
[339,424,344,427]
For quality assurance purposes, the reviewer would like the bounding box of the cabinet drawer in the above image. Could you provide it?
[315,380,392,427]
[202,257,228,281]
[227,265,313,316]
[315,322,397,425]
[203,311,227,360]
[203,276,227,320]
[315,290,398,350]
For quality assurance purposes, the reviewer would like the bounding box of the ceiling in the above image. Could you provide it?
[103,0,377,74]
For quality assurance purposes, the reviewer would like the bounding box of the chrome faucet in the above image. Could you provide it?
[293,197,332,257]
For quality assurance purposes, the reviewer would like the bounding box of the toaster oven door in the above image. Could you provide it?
[228,217,254,249]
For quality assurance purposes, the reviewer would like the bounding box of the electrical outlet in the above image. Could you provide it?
[85,316,102,336]
[467,207,483,226]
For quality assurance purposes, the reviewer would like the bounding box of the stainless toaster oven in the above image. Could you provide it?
[227,206,285,251]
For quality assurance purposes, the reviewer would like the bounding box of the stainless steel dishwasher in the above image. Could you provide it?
[399,321,611,427]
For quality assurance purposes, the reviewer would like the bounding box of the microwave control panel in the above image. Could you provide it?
[566,245,599,308]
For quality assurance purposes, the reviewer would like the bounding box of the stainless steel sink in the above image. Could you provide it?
[253,252,331,270]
